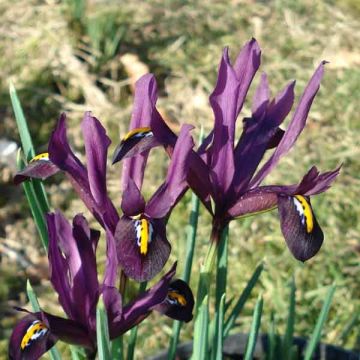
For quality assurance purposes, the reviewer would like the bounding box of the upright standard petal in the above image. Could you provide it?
[278,194,324,262]
[121,178,146,217]
[145,124,194,219]
[251,62,326,187]
[209,48,238,196]
[47,212,99,328]
[233,38,261,116]
[119,74,161,191]
[49,113,118,232]
[81,112,110,207]
[232,80,295,195]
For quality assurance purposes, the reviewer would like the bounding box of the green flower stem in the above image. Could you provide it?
[168,192,200,360]
[211,225,229,359]
[192,222,224,360]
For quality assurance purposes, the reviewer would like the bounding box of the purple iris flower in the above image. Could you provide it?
[113,39,340,262]
[112,75,195,282]
[9,211,194,359]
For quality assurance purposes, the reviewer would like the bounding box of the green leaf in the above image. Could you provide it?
[304,284,336,360]
[97,296,112,360]
[192,295,209,360]
[17,151,49,249]
[214,294,226,360]
[168,191,200,360]
[126,282,147,360]
[224,262,264,337]
[244,294,263,360]
[9,82,34,160]
[26,280,62,360]
[211,226,228,359]
[111,337,123,360]
[12,82,50,248]
[282,277,296,359]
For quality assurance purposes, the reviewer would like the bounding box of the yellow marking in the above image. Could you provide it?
[122,127,152,142]
[21,321,47,350]
[294,195,314,233]
[29,152,49,163]
[140,219,149,255]
[168,291,187,306]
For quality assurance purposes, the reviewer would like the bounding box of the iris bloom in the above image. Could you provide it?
[113,39,340,262]
[113,75,195,282]
[9,211,194,359]
[14,110,194,281]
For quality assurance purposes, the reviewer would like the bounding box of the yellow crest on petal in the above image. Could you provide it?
[21,320,48,350]
[122,127,152,142]
[293,195,314,233]
[29,152,49,163]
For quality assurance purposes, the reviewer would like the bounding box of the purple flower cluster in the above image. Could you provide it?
[10,38,339,359]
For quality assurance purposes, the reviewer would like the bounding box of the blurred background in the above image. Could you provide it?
[0,0,359,358]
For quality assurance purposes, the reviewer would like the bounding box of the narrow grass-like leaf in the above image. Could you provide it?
[126,282,147,360]
[97,295,112,360]
[211,226,228,359]
[70,345,87,360]
[17,151,49,249]
[244,294,263,360]
[224,262,264,337]
[214,294,226,360]
[9,83,35,160]
[282,277,296,359]
[168,191,200,360]
[111,336,123,360]
[10,83,50,215]
[192,294,209,360]
[304,284,336,360]
[266,312,277,360]
[26,280,62,360]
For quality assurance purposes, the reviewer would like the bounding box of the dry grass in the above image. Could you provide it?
[0,0,359,358]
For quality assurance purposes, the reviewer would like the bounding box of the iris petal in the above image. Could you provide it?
[278,194,324,262]
[115,216,171,282]
[9,313,55,360]
[154,279,194,323]
[14,154,59,185]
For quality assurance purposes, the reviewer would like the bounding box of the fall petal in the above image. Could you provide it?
[278,194,324,262]
[115,216,171,282]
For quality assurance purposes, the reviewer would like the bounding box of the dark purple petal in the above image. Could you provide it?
[251,62,326,187]
[47,212,99,328]
[278,194,324,262]
[14,156,59,185]
[49,113,118,232]
[251,72,270,119]
[232,80,296,195]
[266,128,285,149]
[295,165,341,196]
[102,286,122,326]
[9,312,56,360]
[113,135,158,165]
[43,312,94,349]
[115,216,171,282]
[227,187,278,219]
[153,279,194,323]
[233,38,262,116]
[121,178,146,217]
[81,112,110,207]
[119,74,161,191]
[145,124,194,219]
[103,227,119,287]
[209,47,238,195]
[110,263,177,337]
